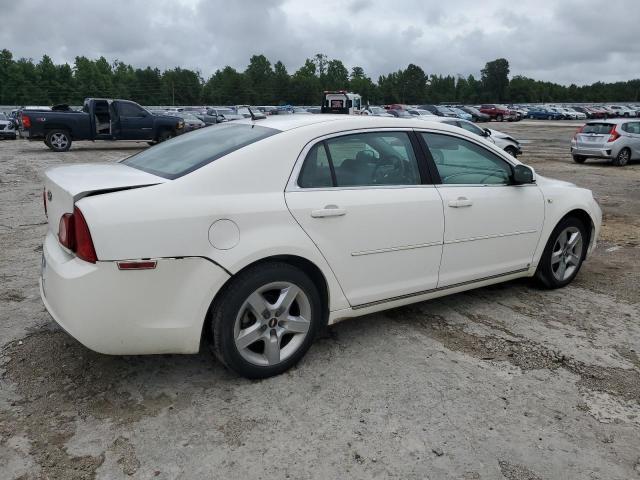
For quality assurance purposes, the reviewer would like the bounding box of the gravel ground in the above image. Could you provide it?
[0,121,639,480]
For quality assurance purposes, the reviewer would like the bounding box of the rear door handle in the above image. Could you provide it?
[311,205,346,218]
[448,197,473,208]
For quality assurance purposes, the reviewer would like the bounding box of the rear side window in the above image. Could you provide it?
[298,132,421,188]
[621,122,640,134]
[582,123,614,134]
[122,123,279,179]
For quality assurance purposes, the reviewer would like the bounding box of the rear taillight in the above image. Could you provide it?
[43,188,48,217]
[57,207,97,263]
[21,114,31,129]
[73,207,97,263]
[573,125,585,140]
[608,126,621,142]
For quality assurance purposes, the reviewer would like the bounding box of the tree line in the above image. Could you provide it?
[1,49,639,107]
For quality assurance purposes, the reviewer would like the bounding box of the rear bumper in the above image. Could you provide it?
[570,145,613,159]
[40,232,230,354]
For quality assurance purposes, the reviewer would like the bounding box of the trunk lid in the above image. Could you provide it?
[575,122,615,148]
[44,163,167,234]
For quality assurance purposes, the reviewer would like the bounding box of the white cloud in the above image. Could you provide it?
[1,0,639,85]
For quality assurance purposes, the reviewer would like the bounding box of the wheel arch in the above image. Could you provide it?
[202,254,331,346]
[44,124,74,137]
[559,208,594,250]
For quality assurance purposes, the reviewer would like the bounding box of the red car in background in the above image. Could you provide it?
[479,104,518,122]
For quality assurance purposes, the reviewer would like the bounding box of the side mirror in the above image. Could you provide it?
[483,128,491,137]
[512,164,535,184]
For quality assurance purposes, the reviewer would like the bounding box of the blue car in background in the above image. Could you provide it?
[448,107,473,121]
[527,108,564,120]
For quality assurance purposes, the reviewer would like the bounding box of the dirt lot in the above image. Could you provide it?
[1,121,639,479]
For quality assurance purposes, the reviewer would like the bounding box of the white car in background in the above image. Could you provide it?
[0,112,17,139]
[40,115,601,378]
[560,107,587,120]
[427,116,522,157]
[607,105,637,118]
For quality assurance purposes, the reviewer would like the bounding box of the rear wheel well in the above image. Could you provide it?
[44,125,72,137]
[202,255,330,347]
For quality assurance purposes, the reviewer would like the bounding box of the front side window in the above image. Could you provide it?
[123,123,279,179]
[298,132,421,188]
[421,132,512,185]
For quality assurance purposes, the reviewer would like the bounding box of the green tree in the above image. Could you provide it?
[481,58,510,102]
[244,54,274,104]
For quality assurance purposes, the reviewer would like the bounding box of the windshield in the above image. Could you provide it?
[122,123,279,179]
[0,113,8,120]
[369,107,385,114]
[581,123,614,134]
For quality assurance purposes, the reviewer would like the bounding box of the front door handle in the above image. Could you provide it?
[311,205,346,218]
[448,197,473,208]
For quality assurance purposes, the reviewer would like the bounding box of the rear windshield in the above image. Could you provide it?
[122,123,279,179]
[582,123,614,134]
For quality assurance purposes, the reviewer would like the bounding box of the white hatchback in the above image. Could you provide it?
[40,115,602,378]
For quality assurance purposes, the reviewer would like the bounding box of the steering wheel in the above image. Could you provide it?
[373,154,406,183]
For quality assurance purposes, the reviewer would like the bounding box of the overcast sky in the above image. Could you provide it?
[2,0,639,85]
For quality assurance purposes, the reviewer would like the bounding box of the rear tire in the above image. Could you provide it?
[210,262,323,379]
[45,129,72,152]
[572,155,586,164]
[496,114,503,122]
[613,148,630,167]
[536,216,587,289]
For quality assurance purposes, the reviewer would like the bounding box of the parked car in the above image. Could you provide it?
[571,119,640,166]
[164,111,206,132]
[526,108,564,120]
[191,111,222,126]
[306,107,321,114]
[387,109,414,118]
[417,105,457,117]
[572,106,596,119]
[40,115,601,378]
[208,108,244,122]
[561,107,587,120]
[407,108,435,118]
[427,116,522,157]
[362,106,393,117]
[459,106,490,122]
[19,98,184,151]
[547,107,576,120]
[587,106,608,119]
[447,107,473,121]
[479,104,515,122]
[606,105,637,118]
[0,112,17,139]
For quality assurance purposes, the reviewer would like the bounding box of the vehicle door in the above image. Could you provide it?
[621,121,640,158]
[116,101,154,140]
[417,130,544,287]
[285,130,444,307]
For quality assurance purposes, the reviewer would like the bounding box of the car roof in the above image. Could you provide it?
[231,114,485,137]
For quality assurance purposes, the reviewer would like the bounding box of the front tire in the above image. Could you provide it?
[156,129,174,143]
[45,129,72,152]
[210,262,322,379]
[504,146,518,157]
[536,217,587,289]
[572,155,586,163]
[613,148,630,167]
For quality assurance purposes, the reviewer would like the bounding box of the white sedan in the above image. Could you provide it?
[40,115,601,378]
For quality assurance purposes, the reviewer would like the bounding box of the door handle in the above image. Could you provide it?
[311,205,346,218]
[448,197,473,208]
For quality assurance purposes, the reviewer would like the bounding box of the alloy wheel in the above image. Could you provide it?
[550,226,583,282]
[50,132,68,149]
[234,282,311,366]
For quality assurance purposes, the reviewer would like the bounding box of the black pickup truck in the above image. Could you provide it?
[19,98,184,151]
